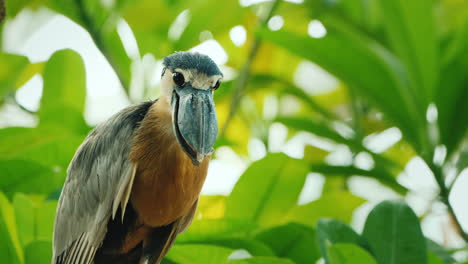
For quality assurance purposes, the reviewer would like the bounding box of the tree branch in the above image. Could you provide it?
[74,0,129,93]
[220,0,281,137]
[427,160,468,243]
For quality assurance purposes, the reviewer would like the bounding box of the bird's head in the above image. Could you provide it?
[161,51,222,165]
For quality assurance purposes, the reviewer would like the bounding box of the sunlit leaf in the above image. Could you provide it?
[327,243,377,264]
[0,52,29,100]
[309,164,407,194]
[165,244,233,264]
[197,195,226,219]
[39,49,88,132]
[226,153,309,228]
[24,241,52,264]
[282,191,365,226]
[179,238,275,257]
[362,201,427,264]
[0,160,60,197]
[0,192,24,264]
[178,219,257,242]
[35,200,57,241]
[427,252,446,264]
[255,222,321,264]
[230,257,295,264]
[0,126,84,173]
[13,194,34,247]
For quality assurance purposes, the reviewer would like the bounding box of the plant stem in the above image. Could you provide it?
[220,0,281,137]
[74,0,129,93]
[0,0,5,24]
[428,160,468,243]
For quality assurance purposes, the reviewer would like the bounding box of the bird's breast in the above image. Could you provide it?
[129,102,210,227]
[130,148,209,227]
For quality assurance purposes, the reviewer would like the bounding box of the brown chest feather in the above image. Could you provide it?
[129,101,209,227]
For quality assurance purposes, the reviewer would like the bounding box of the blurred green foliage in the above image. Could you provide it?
[0,0,467,263]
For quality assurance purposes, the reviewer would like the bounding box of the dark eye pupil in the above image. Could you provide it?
[173,72,185,86]
[213,80,220,90]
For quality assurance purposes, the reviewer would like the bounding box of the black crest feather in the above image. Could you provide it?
[163,51,222,76]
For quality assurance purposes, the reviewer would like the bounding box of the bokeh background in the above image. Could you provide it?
[0,0,467,263]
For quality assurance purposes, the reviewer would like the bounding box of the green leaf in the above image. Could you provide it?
[427,252,446,264]
[35,200,57,241]
[426,239,455,264]
[309,164,407,194]
[327,243,377,264]
[225,153,309,228]
[283,191,365,227]
[178,219,256,242]
[276,117,349,145]
[362,200,427,264]
[379,0,438,107]
[165,244,233,264]
[180,238,275,257]
[436,21,468,156]
[172,0,246,52]
[13,194,35,247]
[255,223,321,264]
[0,52,29,100]
[229,257,295,264]
[316,219,364,263]
[0,192,24,264]
[259,24,423,151]
[0,126,85,169]
[40,49,88,133]
[0,159,60,196]
[24,241,52,264]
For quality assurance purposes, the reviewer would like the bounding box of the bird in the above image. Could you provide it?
[52,51,223,264]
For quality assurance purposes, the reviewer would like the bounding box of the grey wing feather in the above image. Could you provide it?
[52,101,153,264]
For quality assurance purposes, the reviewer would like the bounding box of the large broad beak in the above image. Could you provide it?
[171,84,218,165]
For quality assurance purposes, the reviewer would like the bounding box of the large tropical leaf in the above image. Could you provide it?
[225,153,309,228]
[259,22,425,151]
[362,201,427,264]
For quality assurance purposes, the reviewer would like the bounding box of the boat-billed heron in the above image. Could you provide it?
[52,52,222,264]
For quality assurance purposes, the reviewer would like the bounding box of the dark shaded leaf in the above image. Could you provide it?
[316,219,364,263]
[362,201,427,264]
[426,239,455,264]
[255,222,321,264]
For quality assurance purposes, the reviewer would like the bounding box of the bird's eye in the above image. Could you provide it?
[212,80,220,91]
[173,72,185,87]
